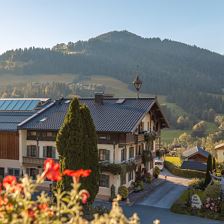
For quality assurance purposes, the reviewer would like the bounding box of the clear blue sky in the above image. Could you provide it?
[0,0,224,54]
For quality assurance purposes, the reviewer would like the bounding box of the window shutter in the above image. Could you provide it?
[27,145,31,157]
[106,150,110,161]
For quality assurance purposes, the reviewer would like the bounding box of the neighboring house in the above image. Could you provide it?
[214,143,224,163]
[0,98,50,179]
[182,146,209,163]
[18,94,168,198]
[181,146,209,172]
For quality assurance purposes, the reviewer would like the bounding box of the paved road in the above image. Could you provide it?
[95,169,223,223]
[137,169,191,208]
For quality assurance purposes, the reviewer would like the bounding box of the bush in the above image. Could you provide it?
[0,159,140,224]
[189,178,205,190]
[153,166,160,178]
[165,161,206,179]
[118,186,129,200]
[144,172,152,184]
[204,181,221,199]
[134,181,144,192]
[110,184,116,201]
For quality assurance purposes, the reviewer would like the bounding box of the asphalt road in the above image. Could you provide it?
[137,169,191,209]
[95,169,223,223]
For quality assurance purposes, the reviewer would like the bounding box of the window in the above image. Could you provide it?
[26,168,38,180]
[8,168,20,177]
[27,145,38,157]
[0,167,4,178]
[129,147,134,159]
[99,174,109,188]
[43,146,56,158]
[99,149,110,161]
[47,132,53,137]
[28,131,37,137]
[121,148,127,162]
[128,171,134,182]
[120,172,126,185]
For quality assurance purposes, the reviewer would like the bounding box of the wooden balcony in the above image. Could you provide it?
[134,133,145,143]
[23,156,58,166]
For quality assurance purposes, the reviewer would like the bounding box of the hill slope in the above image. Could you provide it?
[0,30,224,122]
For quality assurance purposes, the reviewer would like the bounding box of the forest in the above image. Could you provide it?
[0,30,224,127]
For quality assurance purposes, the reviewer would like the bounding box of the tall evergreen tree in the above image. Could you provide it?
[56,97,99,201]
[80,104,99,201]
[204,153,212,187]
[56,97,84,190]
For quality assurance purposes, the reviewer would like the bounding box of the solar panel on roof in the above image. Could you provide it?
[0,101,11,110]
[0,100,41,111]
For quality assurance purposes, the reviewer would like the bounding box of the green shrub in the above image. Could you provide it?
[118,186,129,200]
[153,166,160,178]
[189,178,205,190]
[144,172,152,184]
[204,182,221,199]
[134,180,144,192]
[110,184,116,201]
[165,161,205,179]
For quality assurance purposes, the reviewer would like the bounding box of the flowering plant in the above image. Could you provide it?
[0,159,140,223]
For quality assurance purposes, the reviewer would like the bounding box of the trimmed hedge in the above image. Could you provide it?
[165,161,205,179]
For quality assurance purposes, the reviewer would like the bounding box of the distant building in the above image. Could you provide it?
[214,143,224,163]
[0,98,50,179]
[18,94,168,199]
[182,146,209,163]
[181,146,209,172]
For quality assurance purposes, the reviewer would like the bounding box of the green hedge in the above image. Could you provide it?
[165,161,205,179]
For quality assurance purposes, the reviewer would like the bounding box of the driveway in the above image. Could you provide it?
[137,169,191,208]
[95,169,223,223]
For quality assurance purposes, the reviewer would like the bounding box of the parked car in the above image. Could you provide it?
[154,158,164,171]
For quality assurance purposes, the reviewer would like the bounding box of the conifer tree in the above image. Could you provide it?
[56,97,84,190]
[204,153,212,187]
[80,104,99,201]
[56,97,99,201]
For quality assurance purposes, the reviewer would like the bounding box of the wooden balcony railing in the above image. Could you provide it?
[23,157,58,166]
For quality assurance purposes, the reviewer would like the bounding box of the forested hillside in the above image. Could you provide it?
[0,30,224,125]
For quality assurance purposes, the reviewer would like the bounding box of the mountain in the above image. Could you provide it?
[0,30,224,124]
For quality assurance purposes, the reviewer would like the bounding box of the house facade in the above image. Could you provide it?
[0,98,50,179]
[18,94,168,198]
[214,143,224,163]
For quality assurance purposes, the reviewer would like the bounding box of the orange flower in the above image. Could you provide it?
[38,203,48,212]
[3,176,17,188]
[79,190,90,204]
[43,158,61,181]
[63,169,91,182]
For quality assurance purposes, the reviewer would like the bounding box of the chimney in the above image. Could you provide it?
[95,92,104,105]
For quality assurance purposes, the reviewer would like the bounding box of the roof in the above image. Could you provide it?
[0,98,50,131]
[18,97,168,133]
[182,146,209,159]
[181,161,207,172]
[215,143,224,150]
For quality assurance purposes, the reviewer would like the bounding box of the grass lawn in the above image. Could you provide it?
[164,156,182,167]
[161,129,191,144]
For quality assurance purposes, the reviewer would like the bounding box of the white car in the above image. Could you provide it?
[154,158,164,171]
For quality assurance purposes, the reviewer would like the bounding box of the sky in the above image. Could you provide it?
[0,0,224,54]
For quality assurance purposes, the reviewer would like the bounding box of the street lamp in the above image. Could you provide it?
[133,75,142,99]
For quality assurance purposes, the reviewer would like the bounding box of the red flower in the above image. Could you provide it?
[3,176,17,188]
[79,190,90,204]
[38,203,48,212]
[27,208,35,219]
[43,158,61,181]
[63,169,91,182]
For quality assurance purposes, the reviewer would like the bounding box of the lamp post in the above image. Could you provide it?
[133,75,142,99]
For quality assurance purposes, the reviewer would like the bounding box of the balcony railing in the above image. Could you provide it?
[134,133,145,143]
[23,157,58,166]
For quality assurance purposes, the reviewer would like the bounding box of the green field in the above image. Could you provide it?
[161,129,191,144]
